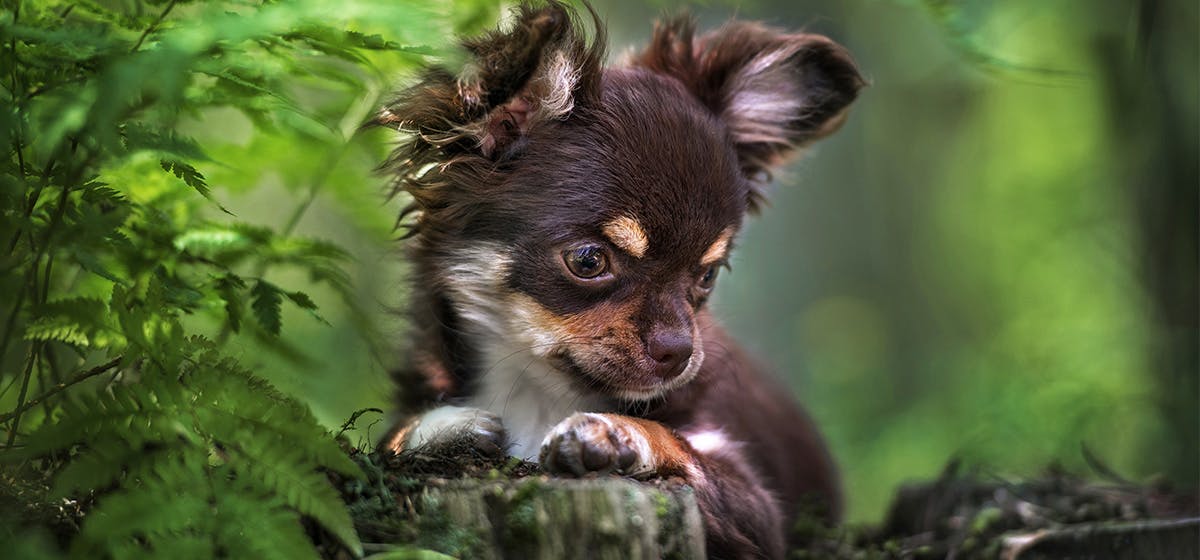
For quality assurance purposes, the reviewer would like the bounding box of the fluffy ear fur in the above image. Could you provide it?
[633,18,865,209]
[380,1,604,161]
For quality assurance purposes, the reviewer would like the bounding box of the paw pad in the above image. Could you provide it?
[539,413,648,477]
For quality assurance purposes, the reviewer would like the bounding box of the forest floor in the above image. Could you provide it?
[327,440,1200,559]
[3,436,1197,558]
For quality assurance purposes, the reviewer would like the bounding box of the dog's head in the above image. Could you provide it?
[384,2,863,401]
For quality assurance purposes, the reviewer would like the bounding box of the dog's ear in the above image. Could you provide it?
[634,18,865,204]
[380,1,603,161]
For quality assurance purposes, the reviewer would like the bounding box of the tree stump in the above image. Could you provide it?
[410,477,705,560]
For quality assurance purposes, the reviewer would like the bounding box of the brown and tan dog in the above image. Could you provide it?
[379,3,863,557]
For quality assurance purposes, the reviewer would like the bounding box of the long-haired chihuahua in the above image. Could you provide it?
[378,3,863,557]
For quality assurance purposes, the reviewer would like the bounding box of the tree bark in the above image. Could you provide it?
[409,477,705,560]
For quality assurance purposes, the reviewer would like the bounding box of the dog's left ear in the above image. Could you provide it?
[380,2,604,161]
[634,18,865,204]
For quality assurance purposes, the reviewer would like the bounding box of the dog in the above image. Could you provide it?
[378,2,863,557]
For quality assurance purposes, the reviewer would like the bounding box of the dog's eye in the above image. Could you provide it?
[698,265,719,290]
[563,245,609,279]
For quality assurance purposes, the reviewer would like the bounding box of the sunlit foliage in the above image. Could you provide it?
[0,0,493,556]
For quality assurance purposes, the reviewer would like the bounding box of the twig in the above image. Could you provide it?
[214,128,354,345]
[8,158,58,255]
[337,407,384,440]
[130,0,178,53]
[8,2,25,179]
[5,342,40,446]
[0,282,28,371]
[40,254,54,305]
[0,355,123,425]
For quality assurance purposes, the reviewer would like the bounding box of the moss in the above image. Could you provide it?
[653,490,672,520]
[413,495,486,558]
[648,483,696,560]
[496,479,543,549]
[969,506,1004,535]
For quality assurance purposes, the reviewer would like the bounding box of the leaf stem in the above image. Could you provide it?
[0,355,123,426]
[39,254,53,304]
[5,342,40,446]
[8,159,57,255]
[215,131,354,345]
[0,282,27,372]
[130,0,178,53]
[2,161,88,407]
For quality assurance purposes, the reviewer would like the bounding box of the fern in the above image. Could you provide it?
[23,337,364,557]
[160,160,213,200]
[0,0,496,555]
[251,280,285,335]
[72,452,324,560]
[22,298,121,349]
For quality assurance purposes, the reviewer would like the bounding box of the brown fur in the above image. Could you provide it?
[620,415,695,474]
[378,2,863,558]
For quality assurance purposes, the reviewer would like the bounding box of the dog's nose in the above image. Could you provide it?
[645,330,693,379]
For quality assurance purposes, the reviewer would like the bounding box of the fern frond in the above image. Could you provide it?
[172,223,272,266]
[26,343,364,557]
[70,450,212,557]
[22,321,91,347]
[122,123,208,161]
[110,535,215,560]
[159,160,231,215]
[231,444,362,555]
[212,475,323,560]
[2,0,469,556]
[285,290,330,326]
[23,297,121,348]
[173,227,255,256]
[192,361,361,477]
[27,379,196,454]
[215,273,247,332]
[50,441,178,500]
[251,280,284,335]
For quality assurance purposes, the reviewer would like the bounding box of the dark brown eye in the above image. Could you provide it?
[698,265,719,290]
[563,245,609,279]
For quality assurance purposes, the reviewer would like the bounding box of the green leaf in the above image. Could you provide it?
[123,123,208,161]
[22,298,121,348]
[233,446,362,555]
[0,0,480,558]
[213,476,322,560]
[159,160,233,214]
[251,280,283,335]
[285,290,330,326]
[216,273,246,333]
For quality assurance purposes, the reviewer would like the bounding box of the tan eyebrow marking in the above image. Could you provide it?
[701,228,735,266]
[603,215,649,258]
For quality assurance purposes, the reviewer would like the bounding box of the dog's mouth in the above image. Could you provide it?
[550,352,627,395]
[547,344,703,402]
[497,287,707,402]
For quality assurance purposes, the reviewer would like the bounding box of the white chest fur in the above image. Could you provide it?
[436,242,612,460]
[469,345,610,460]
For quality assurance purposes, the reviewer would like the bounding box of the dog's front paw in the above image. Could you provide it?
[395,406,507,458]
[539,413,654,477]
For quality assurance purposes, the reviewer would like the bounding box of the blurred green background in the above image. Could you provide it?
[191,0,1197,523]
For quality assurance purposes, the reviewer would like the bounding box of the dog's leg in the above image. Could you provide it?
[540,413,784,559]
[381,406,507,458]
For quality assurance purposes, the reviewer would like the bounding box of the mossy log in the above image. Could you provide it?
[339,451,1199,559]
[395,477,705,559]
[1000,518,1200,560]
